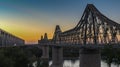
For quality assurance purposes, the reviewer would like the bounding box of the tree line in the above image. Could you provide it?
[0,46,42,67]
[101,45,120,67]
[0,45,120,67]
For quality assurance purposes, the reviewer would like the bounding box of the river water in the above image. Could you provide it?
[33,60,118,67]
[49,60,118,67]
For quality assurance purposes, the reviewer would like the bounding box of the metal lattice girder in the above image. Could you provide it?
[52,4,120,45]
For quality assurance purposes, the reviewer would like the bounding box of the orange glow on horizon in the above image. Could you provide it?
[0,19,54,44]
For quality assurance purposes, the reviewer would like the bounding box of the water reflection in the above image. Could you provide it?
[49,60,119,67]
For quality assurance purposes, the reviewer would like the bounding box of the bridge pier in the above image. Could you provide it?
[79,48,101,67]
[51,46,63,67]
[41,45,49,59]
[40,45,49,67]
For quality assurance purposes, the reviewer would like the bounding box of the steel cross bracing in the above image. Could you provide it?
[52,4,120,45]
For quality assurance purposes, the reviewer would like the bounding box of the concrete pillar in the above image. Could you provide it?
[51,46,63,67]
[80,48,101,67]
[41,45,49,59]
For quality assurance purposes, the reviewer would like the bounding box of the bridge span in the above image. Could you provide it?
[0,4,120,67]
[38,4,120,67]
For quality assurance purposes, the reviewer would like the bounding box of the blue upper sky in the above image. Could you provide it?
[0,0,120,44]
[0,0,120,22]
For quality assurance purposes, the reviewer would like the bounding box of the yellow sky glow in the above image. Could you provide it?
[0,18,54,44]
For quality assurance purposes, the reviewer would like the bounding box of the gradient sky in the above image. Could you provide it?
[0,0,120,44]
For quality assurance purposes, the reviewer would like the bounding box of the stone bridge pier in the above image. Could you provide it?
[50,46,63,67]
[39,45,49,67]
[41,45,49,59]
[38,33,49,59]
[39,44,101,67]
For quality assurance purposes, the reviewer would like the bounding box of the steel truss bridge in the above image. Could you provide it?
[38,4,120,67]
[50,4,120,45]
[0,4,120,67]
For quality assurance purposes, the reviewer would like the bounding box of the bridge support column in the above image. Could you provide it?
[41,45,49,59]
[80,48,101,67]
[41,45,49,67]
[51,46,63,67]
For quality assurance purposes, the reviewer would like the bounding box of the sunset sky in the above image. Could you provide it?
[0,0,120,44]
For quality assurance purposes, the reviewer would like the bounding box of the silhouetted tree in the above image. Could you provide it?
[113,48,120,67]
[101,45,115,67]
[0,47,30,67]
[0,47,43,67]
